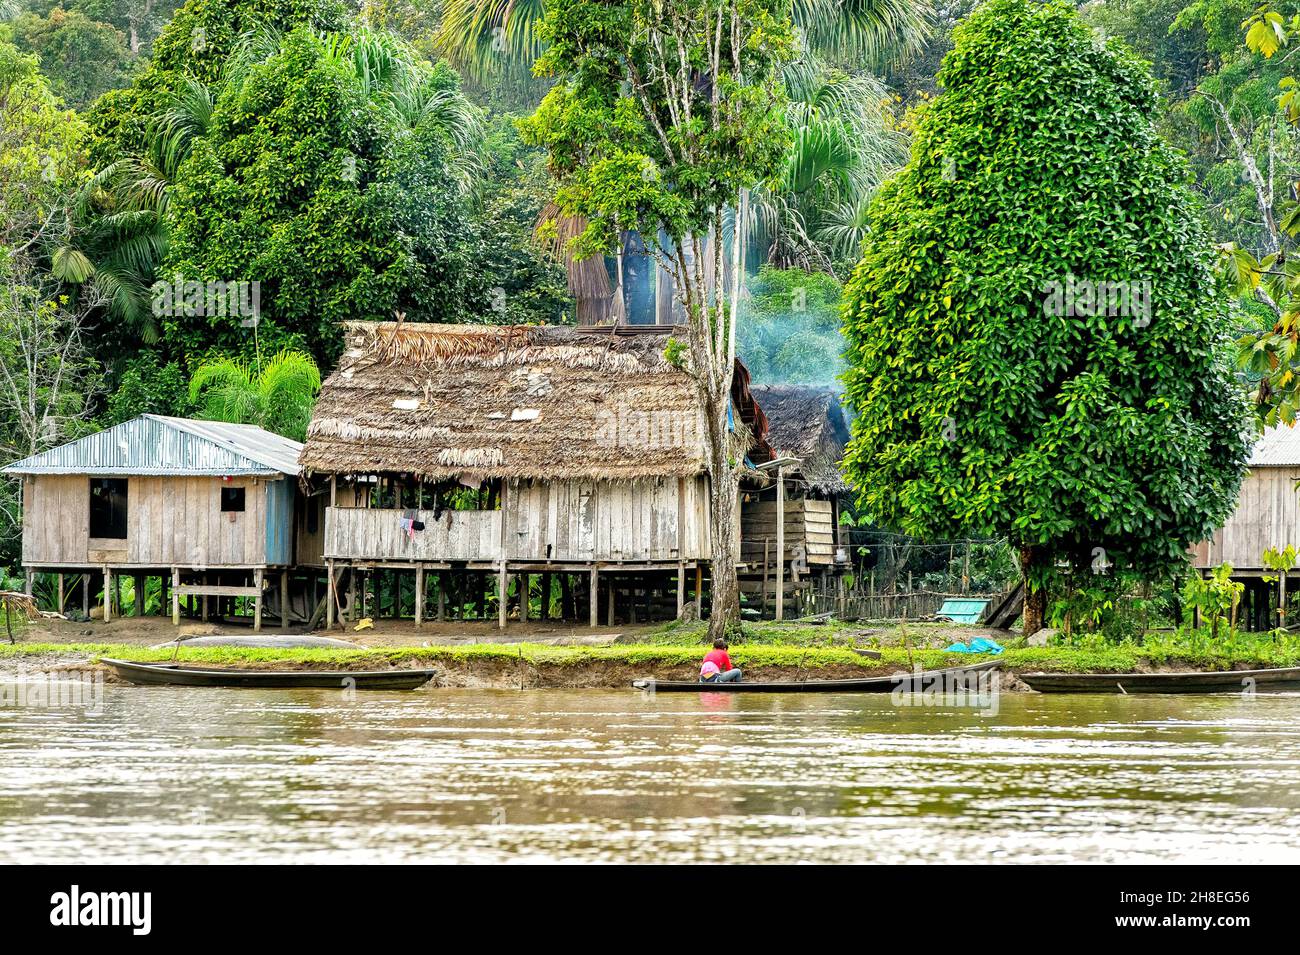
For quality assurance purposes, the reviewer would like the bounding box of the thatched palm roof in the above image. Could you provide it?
[301,322,712,481]
[750,384,852,494]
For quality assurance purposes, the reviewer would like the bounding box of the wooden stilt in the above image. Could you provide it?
[327,561,336,629]
[134,573,144,618]
[761,537,771,617]
[589,566,599,628]
[775,464,786,622]
[57,573,65,614]
[676,561,685,618]
[170,568,179,625]
[607,577,616,626]
[105,567,113,623]
[280,571,290,630]
[498,560,508,629]
[436,572,446,621]
[81,573,89,618]
[415,564,424,629]
[253,568,264,632]
[540,572,551,621]
[520,573,529,622]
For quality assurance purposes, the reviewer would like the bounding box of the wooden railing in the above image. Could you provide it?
[324,507,501,561]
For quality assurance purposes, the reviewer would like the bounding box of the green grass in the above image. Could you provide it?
[3,635,1299,672]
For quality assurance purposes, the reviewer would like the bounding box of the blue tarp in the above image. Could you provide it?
[944,637,1004,655]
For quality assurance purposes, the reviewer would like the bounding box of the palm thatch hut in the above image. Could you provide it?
[300,321,767,629]
[739,385,853,616]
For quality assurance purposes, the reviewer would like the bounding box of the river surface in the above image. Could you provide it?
[2,679,1298,863]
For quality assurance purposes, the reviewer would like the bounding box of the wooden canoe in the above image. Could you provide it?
[100,658,437,690]
[1019,665,1300,694]
[631,658,1001,693]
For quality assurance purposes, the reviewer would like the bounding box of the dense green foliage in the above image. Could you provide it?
[163,27,490,362]
[841,0,1252,583]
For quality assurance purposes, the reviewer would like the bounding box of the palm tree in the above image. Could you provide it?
[751,61,906,272]
[188,349,322,441]
[51,77,213,342]
[436,0,932,79]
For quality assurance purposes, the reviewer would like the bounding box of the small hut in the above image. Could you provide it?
[3,415,304,629]
[740,385,853,617]
[1193,423,1300,629]
[300,321,765,628]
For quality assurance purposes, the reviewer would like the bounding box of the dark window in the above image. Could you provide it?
[221,487,246,512]
[305,498,319,534]
[88,478,128,539]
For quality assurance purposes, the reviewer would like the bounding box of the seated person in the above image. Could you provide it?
[700,638,742,683]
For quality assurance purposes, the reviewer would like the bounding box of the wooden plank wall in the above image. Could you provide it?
[21,474,276,567]
[1194,466,1300,570]
[325,507,502,561]
[741,498,836,565]
[21,475,89,565]
[296,493,327,566]
[506,477,710,561]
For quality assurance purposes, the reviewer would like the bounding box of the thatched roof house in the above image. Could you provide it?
[748,385,852,495]
[302,322,719,481]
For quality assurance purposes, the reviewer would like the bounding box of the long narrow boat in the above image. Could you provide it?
[631,658,1001,693]
[1019,665,1300,694]
[100,658,437,690]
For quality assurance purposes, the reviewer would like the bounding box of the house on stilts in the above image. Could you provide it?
[298,321,777,629]
[2,415,310,629]
[1192,422,1300,630]
[739,385,853,618]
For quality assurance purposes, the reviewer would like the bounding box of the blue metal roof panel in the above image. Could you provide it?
[2,416,302,476]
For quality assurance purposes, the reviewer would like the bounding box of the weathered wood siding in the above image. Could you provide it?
[324,506,502,561]
[506,477,710,561]
[296,493,327,567]
[741,498,836,566]
[21,474,285,567]
[319,477,712,563]
[1193,466,1300,570]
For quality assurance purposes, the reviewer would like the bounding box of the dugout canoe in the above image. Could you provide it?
[100,658,436,690]
[631,658,1001,693]
[1018,665,1300,694]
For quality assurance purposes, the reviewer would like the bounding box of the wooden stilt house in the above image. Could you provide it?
[299,321,769,629]
[740,385,853,618]
[1192,423,1300,630]
[3,415,306,630]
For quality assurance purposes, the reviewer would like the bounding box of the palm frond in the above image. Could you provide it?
[435,0,550,80]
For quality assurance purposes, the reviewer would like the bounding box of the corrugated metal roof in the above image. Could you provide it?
[2,415,302,476]
[1249,423,1300,467]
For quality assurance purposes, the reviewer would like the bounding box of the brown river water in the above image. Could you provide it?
[2,680,1298,863]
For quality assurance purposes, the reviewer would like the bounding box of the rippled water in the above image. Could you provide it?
[1,680,1298,863]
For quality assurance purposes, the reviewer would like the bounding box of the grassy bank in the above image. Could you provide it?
[2,637,1298,676]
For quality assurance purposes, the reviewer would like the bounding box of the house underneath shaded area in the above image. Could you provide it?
[299,321,771,628]
[3,415,308,629]
[739,385,853,617]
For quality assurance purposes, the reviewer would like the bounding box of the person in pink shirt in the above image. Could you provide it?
[700,639,743,683]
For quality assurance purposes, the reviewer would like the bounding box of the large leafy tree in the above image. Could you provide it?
[522,0,795,639]
[162,26,489,363]
[841,0,1251,632]
[7,7,131,107]
[0,37,101,561]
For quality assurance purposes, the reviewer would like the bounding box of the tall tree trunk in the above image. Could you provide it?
[705,413,741,641]
[1020,544,1047,635]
